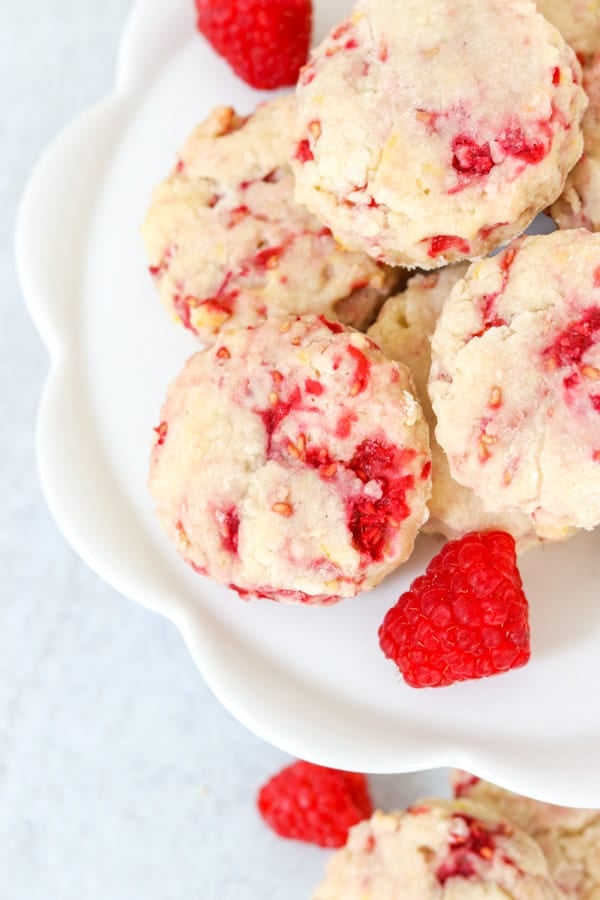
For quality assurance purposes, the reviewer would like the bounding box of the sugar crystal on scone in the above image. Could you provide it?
[312,800,564,899]
[148,315,431,604]
[292,0,586,268]
[429,230,600,540]
[142,96,400,344]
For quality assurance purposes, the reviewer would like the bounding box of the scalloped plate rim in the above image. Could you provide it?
[14,0,600,807]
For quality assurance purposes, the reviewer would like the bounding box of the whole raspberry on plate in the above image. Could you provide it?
[195,0,312,89]
[257,760,372,848]
[378,531,531,688]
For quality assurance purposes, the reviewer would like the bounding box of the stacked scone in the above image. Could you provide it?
[144,0,600,682]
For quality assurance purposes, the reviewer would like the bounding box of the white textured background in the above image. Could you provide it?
[0,3,449,897]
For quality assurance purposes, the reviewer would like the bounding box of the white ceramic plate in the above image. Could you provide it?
[16,0,600,806]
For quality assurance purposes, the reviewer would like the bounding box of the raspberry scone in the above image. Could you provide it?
[453,772,600,898]
[551,54,600,232]
[141,96,400,343]
[368,267,537,550]
[429,231,600,540]
[537,0,600,60]
[291,0,586,269]
[312,801,564,899]
[148,315,431,604]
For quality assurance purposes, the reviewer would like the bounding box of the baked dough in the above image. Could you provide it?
[430,231,600,539]
[292,0,586,268]
[142,96,400,343]
[149,315,431,603]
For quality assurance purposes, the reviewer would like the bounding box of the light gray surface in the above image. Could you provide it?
[0,3,448,898]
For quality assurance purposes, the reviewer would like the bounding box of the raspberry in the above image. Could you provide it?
[452,135,494,176]
[427,235,471,258]
[195,0,312,90]
[257,760,372,848]
[436,814,510,883]
[543,307,600,368]
[378,531,530,688]
[498,126,548,164]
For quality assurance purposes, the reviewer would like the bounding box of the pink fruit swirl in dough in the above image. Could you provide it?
[148,315,431,604]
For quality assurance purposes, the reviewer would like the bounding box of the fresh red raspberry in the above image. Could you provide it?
[257,760,372,848]
[378,531,530,688]
[195,0,312,90]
